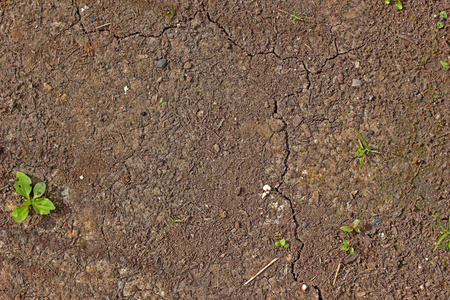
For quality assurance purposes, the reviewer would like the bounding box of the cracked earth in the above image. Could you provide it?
[1,0,450,299]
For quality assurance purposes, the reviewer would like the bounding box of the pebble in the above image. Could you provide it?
[156,59,168,68]
[213,144,220,153]
[140,111,147,116]
[371,216,383,229]
[352,79,361,87]
[302,222,308,228]
[268,118,285,132]
[183,62,192,69]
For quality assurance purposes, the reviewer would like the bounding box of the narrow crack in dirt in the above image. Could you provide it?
[272,99,305,285]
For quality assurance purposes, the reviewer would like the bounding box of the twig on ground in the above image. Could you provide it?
[333,262,341,286]
[96,23,111,30]
[244,257,280,286]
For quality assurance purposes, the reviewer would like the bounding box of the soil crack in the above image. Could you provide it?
[273,100,304,282]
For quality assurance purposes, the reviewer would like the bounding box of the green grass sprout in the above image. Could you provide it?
[160,213,182,234]
[432,215,450,252]
[354,131,379,166]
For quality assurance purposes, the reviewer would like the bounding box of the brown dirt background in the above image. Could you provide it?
[1,0,449,299]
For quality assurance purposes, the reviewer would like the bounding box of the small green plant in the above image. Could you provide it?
[340,219,361,234]
[385,0,403,10]
[275,239,290,248]
[160,213,182,234]
[12,172,55,223]
[354,131,379,166]
[278,8,307,24]
[340,239,355,255]
[437,11,447,29]
[289,8,307,23]
[432,215,450,252]
[158,97,167,106]
[441,60,450,69]
[160,4,176,23]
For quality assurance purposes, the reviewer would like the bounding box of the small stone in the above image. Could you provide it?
[300,124,311,138]
[302,222,308,228]
[352,79,361,87]
[140,111,147,116]
[31,230,37,236]
[43,82,52,91]
[310,191,320,206]
[371,216,383,229]
[257,122,273,138]
[235,221,240,228]
[268,118,285,132]
[292,115,302,127]
[264,101,269,108]
[156,59,168,68]
[213,144,220,153]
[183,62,192,69]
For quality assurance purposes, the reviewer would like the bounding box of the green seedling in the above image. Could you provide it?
[441,60,450,69]
[279,8,307,24]
[384,0,403,10]
[340,219,361,234]
[437,11,447,28]
[340,239,355,255]
[289,8,307,23]
[160,4,176,23]
[354,131,379,166]
[158,97,167,106]
[11,172,55,223]
[432,215,450,252]
[160,213,182,234]
[275,239,290,248]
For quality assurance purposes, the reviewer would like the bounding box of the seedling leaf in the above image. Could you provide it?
[340,226,352,232]
[440,61,450,68]
[432,215,450,252]
[33,182,46,199]
[439,11,448,20]
[280,239,286,246]
[394,1,402,10]
[12,206,29,223]
[437,21,444,29]
[32,198,55,214]
[14,172,32,200]
[275,241,281,247]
